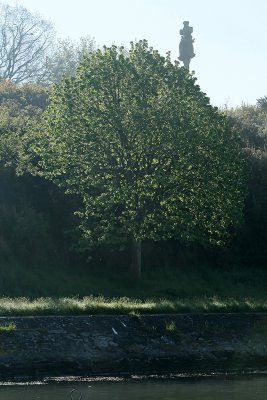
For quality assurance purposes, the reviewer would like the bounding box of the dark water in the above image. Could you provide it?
[0,375,267,400]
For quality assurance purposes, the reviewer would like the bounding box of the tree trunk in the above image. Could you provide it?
[130,239,142,280]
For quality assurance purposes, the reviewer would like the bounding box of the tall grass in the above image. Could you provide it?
[0,295,266,316]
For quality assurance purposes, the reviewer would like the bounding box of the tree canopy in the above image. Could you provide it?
[257,95,267,112]
[0,80,49,174]
[45,36,96,84]
[33,40,245,276]
[225,104,267,266]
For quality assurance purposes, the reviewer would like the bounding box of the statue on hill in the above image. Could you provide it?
[179,21,195,69]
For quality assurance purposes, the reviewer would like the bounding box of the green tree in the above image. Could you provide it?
[226,104,267,150]
[257,95,267,112]
[0,80,49,173]
[225,104,267,266]
[0,80,50,262]
[0,80,79,265]
[33,41,245,278]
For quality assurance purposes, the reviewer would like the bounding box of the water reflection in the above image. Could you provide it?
[0,375,267,400]
[70,388,82,400]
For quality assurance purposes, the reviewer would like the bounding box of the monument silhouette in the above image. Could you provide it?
[179,21,195,69]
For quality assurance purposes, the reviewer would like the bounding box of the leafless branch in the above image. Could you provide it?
[0,3,55,83]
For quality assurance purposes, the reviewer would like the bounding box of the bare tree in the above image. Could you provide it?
[45,36,96,84]
[0,3,55,83]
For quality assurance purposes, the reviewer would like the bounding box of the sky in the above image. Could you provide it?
[4,0,267,108]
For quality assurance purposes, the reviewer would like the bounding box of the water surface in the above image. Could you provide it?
[1,375,267,400]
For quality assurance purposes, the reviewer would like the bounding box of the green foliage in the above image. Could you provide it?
[34,40,245,249]
[0,323,16,333]
[257,95,267,112]
[0,80,79,266]
[226,104,267,150]
[225,104,267,266]
[129,310,141,321]
[165,320,177,332]
[0,202,51,260]
[0,80,49,174]
[0,81,53,263]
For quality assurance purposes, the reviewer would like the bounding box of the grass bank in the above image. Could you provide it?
[0,295,266,316]
[0,258,266,315]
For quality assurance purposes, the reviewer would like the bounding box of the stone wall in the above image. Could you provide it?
[0,313,266,380]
